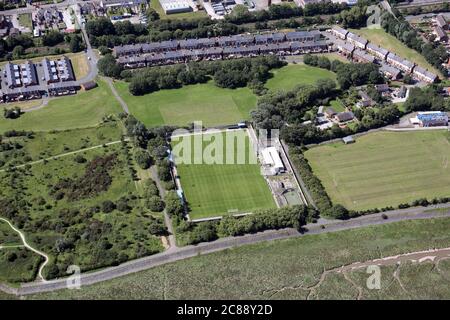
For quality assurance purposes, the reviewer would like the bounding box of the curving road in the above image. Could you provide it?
[1,203,450,296]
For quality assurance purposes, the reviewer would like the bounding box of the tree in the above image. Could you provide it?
[68,34,83,53]
[101,200,116,213]
[134,149,152,169]
[4,107,21,119]
[12,45,24,59]
[326,204,349,219]
[146,8,160,21]
[42,30,64,46]
[74,155,87,163]
[146,196,165,212]
[97,54,123,78]
[98,46,111,55]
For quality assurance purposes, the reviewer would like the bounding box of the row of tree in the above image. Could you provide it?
[100,56,286,96]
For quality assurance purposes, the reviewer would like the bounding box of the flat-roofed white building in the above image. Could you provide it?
[261,147,285,175]
[159,0,193,14]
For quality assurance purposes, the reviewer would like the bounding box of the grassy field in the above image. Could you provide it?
[0,121,123,168]
[172,130,275,219]
[150,0,208,20]
[24,216,450,299]
[266,64,336,92]
[305,130,450,211]
[0,79,122,133]
[350,28,441,77]
[116,64,336,128]
[18,13,32,29]
[0,139,163,282]
[329,99,346,112]
[115,80,257,128]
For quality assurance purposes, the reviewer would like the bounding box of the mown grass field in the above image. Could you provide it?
[24,216,450,300]
[265,64,337,92]
[349,28,441,77]
[115,80,257,128]
[172,130,275,219]
[116,64,335,128]
[0,79,122,133]
[305,131,450,211]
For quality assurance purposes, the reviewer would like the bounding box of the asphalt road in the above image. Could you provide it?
[2,202,450,296]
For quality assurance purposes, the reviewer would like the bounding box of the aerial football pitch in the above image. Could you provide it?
[171,130,276,220]
[305,130,450,211]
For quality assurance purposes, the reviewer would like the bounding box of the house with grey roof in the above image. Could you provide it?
[386,53,415,73]
[346,32,367,49]
[436,14,448,29]
[352,48,375,63]
[20,61,38,87]
[334,39,354,56]
[412,66,437,83]
[380,64,401,80]
[366,43,389,60]
[330,26,349,40]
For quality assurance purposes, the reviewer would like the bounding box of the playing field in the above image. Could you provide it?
[305,131,450,211]
[115,80,256,128]
[349,28,441,77]
[172,130,276,219]
[265,64,336,91]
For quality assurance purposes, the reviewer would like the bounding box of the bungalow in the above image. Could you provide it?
[358,90,375,107]
[334,111,355,123]
[434,26,447,41]
[330,26,349,40]
[375,83,390,93]
[352,48,375,63]
[412,66,437,83]
[366,43,389,60]
[346,32,367,49]
[436,14,448,30]
[325,107,337,118]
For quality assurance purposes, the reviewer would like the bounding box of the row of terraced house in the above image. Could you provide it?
[329,26,438,83]
[113,31,330,69]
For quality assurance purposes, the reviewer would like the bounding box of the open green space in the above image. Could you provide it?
[26,216,450,299]
[115,80,257,128]
[329,99,346,112]
[0,248,42,284]
[349,28,441,77]
[265,64,336,92]
[18,13,32,29]
[116,64,336,128]
[0,121,123,168]
[172,130,275,219]
[0,138,164,282]
[0,221,21,246]
[305,130,450,211]
[0,79,122,133]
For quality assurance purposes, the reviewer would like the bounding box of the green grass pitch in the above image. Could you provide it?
[172,130,276,219]
[305,130,450,211]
